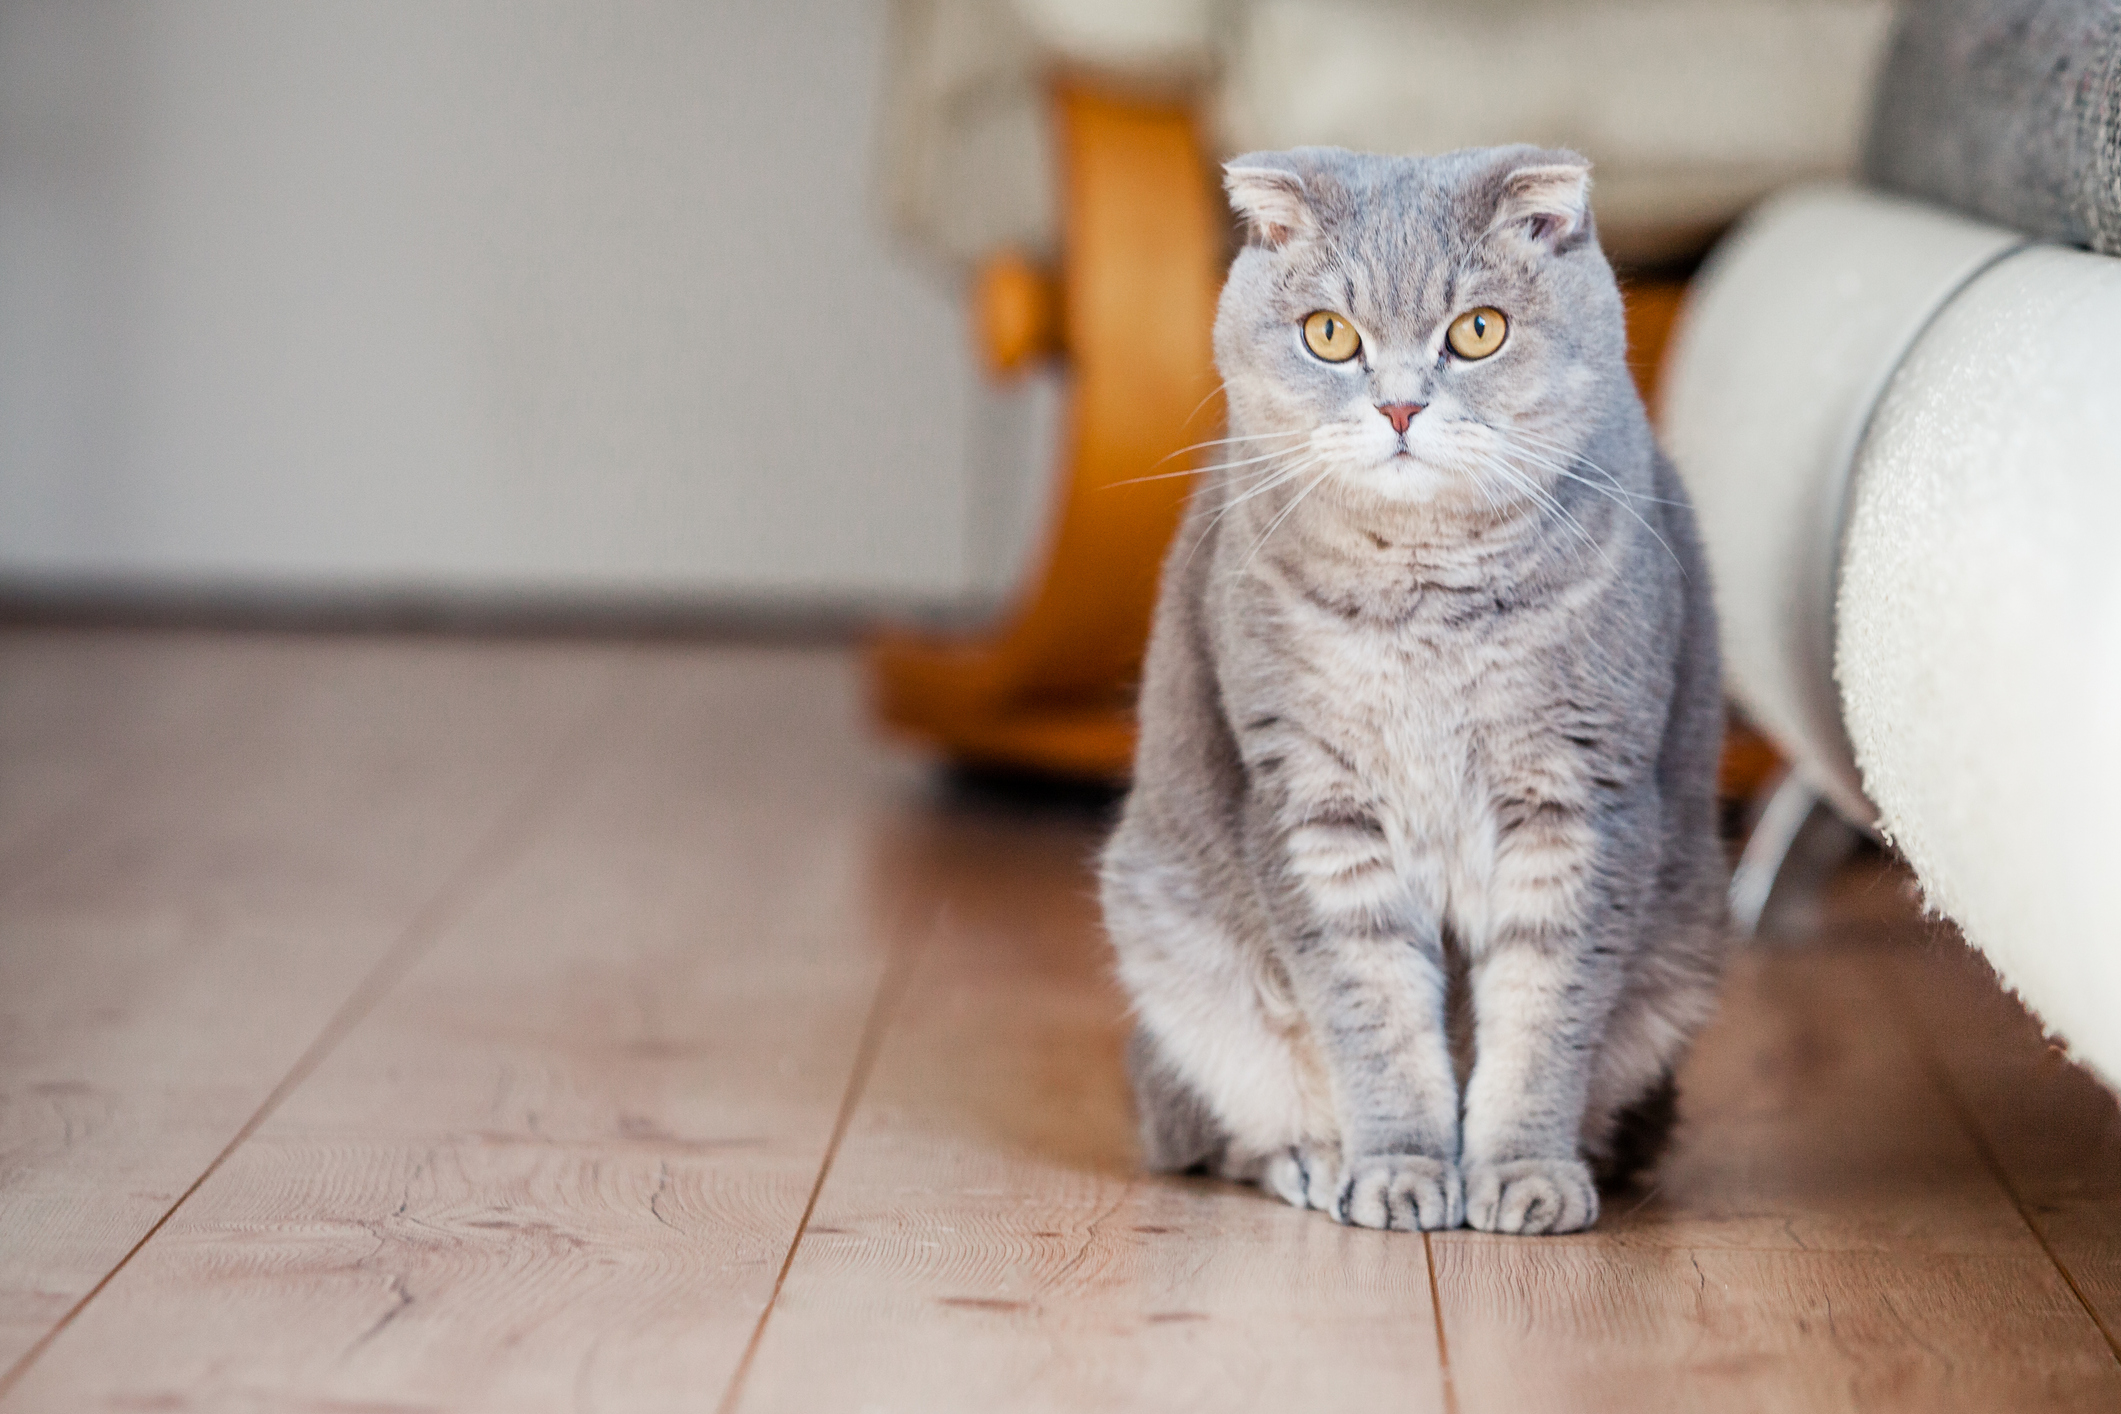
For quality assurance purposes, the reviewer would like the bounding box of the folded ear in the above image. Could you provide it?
[1225,162,1319,250]
[1492,160,1592,252]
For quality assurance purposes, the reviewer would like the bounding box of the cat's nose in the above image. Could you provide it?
[1375,402,1425,435]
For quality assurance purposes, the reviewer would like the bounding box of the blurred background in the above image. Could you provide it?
[0,0,1023,617]
[0,0,1877,629]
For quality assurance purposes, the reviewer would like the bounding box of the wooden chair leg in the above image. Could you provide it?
[866,82,1222,781]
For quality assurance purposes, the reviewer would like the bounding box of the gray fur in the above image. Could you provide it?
[1127,1025,1227,1173]
[1099,146,1727,1235]
[1863,0,2121,257]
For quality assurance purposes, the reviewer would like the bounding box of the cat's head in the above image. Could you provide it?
[1212,145,1626,513]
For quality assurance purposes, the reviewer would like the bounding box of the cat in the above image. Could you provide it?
[1098,145,1727,1235]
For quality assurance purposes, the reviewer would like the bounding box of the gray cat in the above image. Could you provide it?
[1099,145,1727,1235]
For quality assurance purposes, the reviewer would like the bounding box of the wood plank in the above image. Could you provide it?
[8,639,2119,1410]
[3,650,931,1411]
[0,632,619,1375]
[1435,1242,2113,1412]
[1433,860,2121,1411]
[1596,947,2029,1256]
[736,804,1450,1414]
[0,630,280,880]
[0,634,118,876]
[1866,919,2121,1350]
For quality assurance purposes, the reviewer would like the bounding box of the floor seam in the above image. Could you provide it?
[714,899,939,1414]
[1869,951,2121,1367]
[1424,1231,1461,1414]
[0,676,629,1403]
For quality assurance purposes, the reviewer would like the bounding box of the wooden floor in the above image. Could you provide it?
[3,630,2119,1412]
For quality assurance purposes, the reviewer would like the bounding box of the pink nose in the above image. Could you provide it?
[1376,402,1425,435]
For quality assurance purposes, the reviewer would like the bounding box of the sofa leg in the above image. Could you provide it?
[1729,766,1866,937]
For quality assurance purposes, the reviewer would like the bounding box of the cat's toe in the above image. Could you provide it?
[1259,1143,1341,1211]
[1333,1154,1463,1231]
[1465,1158,1598,1234]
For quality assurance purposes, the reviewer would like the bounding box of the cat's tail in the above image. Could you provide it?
[1588,1069,1679,1190]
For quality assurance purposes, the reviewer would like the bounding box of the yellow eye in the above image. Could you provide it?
[1302,310,1362,363]
[1446,307,1508,359]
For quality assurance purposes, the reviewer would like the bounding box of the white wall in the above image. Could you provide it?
[0,0,983,606]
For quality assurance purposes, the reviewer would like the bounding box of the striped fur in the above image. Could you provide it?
[1101,146,1727,1235]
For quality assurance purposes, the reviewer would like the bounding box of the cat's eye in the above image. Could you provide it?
[1301,311,1362,363]
[1446,307,1508,360]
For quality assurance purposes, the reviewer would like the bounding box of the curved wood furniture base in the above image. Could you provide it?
[867,83,1222,780]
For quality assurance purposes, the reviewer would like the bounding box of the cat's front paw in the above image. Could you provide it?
[1333,1154,1463,1231]
[1465,1158,1598,1235]
[1258,1143,1340,1212]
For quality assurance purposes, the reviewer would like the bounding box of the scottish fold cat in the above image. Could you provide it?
[1099,145,1726,1235]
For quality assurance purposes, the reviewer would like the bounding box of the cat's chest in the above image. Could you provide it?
[1265,583,1589,814]
[1301,615,1515,753]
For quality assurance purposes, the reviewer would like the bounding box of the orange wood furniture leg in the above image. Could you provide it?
[866,83,1223,780]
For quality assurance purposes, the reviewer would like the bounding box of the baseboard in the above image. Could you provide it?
[0,580,986,645]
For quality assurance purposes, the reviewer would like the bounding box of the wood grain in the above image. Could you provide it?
[1434,1242,2115,1412]
[1431,863,2121,1412]
[1866,918,2121,1352]
[0,632,618,1375]
[5,650,933,1412]
[5,636,2119,1410]
[737,807,1450,1414]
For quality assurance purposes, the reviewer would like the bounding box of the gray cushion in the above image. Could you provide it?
[1863,0,2121,254]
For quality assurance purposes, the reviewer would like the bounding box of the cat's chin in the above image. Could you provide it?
[1332,457,1488,513]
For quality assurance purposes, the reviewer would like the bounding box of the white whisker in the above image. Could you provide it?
[1241,459,1338,569]
[1157,427,1311,465]
[1183,453,1330,568]
[1504,427,1688,508]
[1492,433,1685,572]
[1108,433,1319,490]
[1472,452,1611,567]
[1177,380,1231,435]
[1218,455,1326,510]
